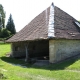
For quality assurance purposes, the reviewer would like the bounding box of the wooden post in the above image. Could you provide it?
[25,46,28,62]
[25,42,29,62]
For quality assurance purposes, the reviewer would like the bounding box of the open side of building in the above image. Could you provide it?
[11,40,49,60]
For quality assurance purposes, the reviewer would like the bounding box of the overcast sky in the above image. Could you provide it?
[0,0,80,32]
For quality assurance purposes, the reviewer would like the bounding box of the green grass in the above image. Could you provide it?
[0,43,80,80]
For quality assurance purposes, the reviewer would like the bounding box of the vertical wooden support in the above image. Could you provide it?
[25,42,29,62]
[25,46,28,62]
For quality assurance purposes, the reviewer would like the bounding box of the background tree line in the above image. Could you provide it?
[0,4,16,39]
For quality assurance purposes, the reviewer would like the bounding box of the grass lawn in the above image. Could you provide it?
[0,43,80,80]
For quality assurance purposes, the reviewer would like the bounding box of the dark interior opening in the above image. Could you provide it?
[28,40,49,60]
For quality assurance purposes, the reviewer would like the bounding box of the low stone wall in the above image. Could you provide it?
[11,42,26,58]
[49,39,80,63]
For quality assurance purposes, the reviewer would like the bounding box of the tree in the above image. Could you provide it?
[6,14,16,34]
[0,4,5,28]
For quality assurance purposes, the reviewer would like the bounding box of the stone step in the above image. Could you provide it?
[33,60,49,66]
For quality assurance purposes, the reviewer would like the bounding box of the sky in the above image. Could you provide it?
[0,0,80,32]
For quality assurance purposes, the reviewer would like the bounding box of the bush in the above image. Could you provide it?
[0,28,11,38]
[0,38,3,41]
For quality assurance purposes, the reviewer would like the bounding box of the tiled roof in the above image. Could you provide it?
[7,5,80,42]
[54,6,80,39]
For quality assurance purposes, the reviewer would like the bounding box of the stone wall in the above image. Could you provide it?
[11,42,26,58]
[49,39,80,63]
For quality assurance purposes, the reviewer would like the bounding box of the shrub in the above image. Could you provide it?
[0,28,11,38]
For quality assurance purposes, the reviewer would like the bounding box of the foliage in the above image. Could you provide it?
[0,38,3,41]
[6,14,16,35]
[0,4,16,39]
[0,43,80,80]
[0,4,5,28]
[0,4,11,39]
[0,28,11,38]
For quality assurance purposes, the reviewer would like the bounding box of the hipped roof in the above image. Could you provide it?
[7,4,80,42]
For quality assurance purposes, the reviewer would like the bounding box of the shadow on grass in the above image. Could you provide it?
[29,58,78,71]
[1,57,26,65]
[1,56,80,70]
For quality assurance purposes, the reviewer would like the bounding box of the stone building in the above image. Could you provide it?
[7,3,80,63]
